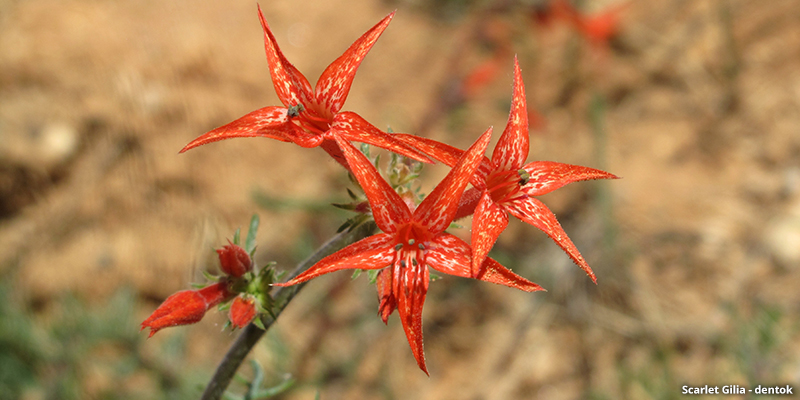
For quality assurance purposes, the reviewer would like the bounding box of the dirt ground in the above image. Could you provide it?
[1,0,799,399]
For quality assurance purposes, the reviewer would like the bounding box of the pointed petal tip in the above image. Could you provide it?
[577,261,597,284]
[420,364,430,376]
[179,141,199,153]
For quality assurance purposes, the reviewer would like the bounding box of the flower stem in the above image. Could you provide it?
[200,221,376,400]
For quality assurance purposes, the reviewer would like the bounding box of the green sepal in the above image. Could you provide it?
[217,301,232,312]
[337,214,369,233]
[331,202,359,211]
[367,270,380,284]
[448,222,463,230]
[252,317,266,331]
[233,227,241,246]
[202,270,219,283]
[351,269,362,280]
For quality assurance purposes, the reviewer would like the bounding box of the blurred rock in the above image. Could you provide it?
[764,199,800,268]
[0,121,80,172]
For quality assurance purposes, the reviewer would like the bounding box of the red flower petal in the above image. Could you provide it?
[315,11,395,114]
[393,255,430,375]
[275,233,395,286]
[521,161,618,197]
[453,187,483,221]
[425,233,472,277]
[376,269,396,324]
[414,128,492,234]
[331,112,432,164]
[426,234,543,292]
[476,257,545,293]
[393,133,494,186]
[491,56,529,171]
[180,106,306,153]
[506,196,597,283]
[470,191,509,277]
[257,4,314,108]
[335,137,412,233]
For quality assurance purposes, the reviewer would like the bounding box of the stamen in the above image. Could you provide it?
[411,258,418,266]
[418,243,425,250]
[518,169,531,185]
[287,104,304,118]
[407,239,415,245]
[395,243,403,251]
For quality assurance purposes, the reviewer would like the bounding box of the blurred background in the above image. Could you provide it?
[1,0,799,399]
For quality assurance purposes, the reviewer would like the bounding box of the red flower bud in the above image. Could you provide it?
[217,240,252,277]
[229,295,257,329]
[141,282,232,337]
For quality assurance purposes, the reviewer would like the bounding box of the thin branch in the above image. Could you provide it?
[200,221,376,400]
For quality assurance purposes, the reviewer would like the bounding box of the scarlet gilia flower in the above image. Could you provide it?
[217,240,252,278]
[549,0,628,48]
[465,58,618,280]
[276,131,543,374]
[141,282,233,338]
[180,5,429,168]
[229,295,257,329]
[398,57,617,282]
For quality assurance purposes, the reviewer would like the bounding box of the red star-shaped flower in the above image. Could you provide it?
[275,129,542,374]
[397,57,618,282]
[180,5,429,167]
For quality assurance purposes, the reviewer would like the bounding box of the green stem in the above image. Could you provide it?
[200,222,376,400]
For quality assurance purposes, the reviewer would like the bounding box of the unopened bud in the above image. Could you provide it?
[217,240,253,277]
[229,295,257,329]
[141,282,232,337]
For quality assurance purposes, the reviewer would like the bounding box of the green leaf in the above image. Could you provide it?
[245,214,260,255]
[223,392,243,400]
[254,375,295,399]
[233,228,242,246]
[245,360,265,400]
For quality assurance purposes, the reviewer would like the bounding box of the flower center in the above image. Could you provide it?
[392,223,431,295]
[486,169,529,204]
[287,103,331,135]
[394,222,433,252]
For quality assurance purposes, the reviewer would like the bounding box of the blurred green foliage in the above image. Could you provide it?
[0,282,206,399]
